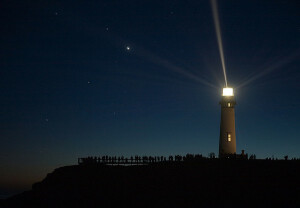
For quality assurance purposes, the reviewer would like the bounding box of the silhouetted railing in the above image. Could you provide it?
[78,154,207,165]
[77,153,300,165]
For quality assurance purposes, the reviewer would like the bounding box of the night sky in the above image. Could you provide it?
[0,0,299,196]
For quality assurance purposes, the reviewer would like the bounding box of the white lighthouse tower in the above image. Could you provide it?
[219,87,236,158]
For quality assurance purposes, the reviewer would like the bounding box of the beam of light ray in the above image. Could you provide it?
[236,51,300,89]
[115,70,204,90]
[210,0,228,87]
[131,45,218,89]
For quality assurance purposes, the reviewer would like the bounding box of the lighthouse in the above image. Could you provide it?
[219,87,236,158]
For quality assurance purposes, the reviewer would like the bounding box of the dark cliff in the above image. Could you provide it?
[2,160,300,208]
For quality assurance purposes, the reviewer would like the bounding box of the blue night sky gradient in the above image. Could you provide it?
[0,0,299,195]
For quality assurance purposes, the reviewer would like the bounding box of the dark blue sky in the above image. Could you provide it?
[0,0,299,195]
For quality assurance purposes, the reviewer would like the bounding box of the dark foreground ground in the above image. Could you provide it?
[1,160,299,208]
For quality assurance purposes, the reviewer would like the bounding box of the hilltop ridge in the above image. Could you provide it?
[2,160,300,208]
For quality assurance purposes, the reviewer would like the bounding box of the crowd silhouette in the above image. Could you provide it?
[78,152,300,165]
[78,154,207,165]
[78,153,252,165]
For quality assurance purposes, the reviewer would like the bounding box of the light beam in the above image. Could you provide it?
[210,0,228,87]
[237,52,300,89]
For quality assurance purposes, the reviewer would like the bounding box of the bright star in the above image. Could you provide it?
[126,46,130,51]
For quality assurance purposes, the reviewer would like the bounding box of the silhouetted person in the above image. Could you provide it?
[209,152,216,159]
[130,156,133,165]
